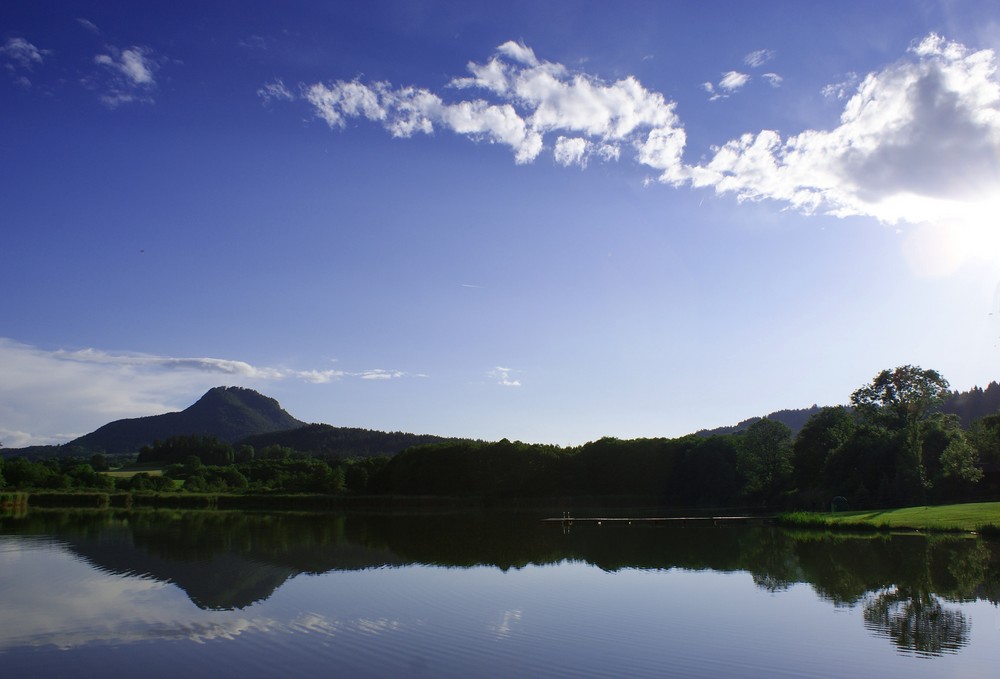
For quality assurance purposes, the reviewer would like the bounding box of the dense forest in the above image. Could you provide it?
[2,367,999,510]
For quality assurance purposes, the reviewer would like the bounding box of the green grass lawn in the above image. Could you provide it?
[781,501,1000,533]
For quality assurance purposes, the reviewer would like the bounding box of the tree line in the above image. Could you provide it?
[364,365,995,508]
[2,365,998,509]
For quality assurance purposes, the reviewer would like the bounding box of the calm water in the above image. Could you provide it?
[1,509,999,678]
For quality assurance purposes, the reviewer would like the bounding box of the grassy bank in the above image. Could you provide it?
[779,501,1000,534]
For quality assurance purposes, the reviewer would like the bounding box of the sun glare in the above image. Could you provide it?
[900,192,1000,277]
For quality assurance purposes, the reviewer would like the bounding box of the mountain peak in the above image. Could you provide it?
[65,386,305,455]
[193,386,286,413]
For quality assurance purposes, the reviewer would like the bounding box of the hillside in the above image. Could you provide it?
[239,423,461,460]
[696,405,825,438]
[64,386,305,455]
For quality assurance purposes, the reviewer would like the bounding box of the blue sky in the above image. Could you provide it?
[2,1,1000,447]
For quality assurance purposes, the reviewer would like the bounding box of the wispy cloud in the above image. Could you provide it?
[703,49,777,101]
[744,49,775,68]
[77,18,101,34]
[258,78,295,105]
[762,73,782,88]
[92,45,159,108]
[821,72,860,100]
[0,339,411,446]
[490,366,522,387]
[719,71,750,92]
[358,369,405,380]
[1,37,47,70]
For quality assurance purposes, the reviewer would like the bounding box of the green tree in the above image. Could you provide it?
[4,457,56,488]
[792,406,855,508]
[968,410,1000,465]
[920,414,982,500]
[182,454,204,475]
[851,366,950,430]
[236,444,255,463]
[851,366,950,502]
[737,418,793,506]
[183,474,208,492]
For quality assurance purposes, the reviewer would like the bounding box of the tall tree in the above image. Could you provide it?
[737,418,793,506]
[850,366,950,502]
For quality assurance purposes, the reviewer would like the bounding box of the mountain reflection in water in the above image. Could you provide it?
[2,509,999,658]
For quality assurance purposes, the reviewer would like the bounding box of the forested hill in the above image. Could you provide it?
[941,381,1000,427]
[64,386,305,455]
[695,381,1000,438]
[239,423,462,460]
[696,406,825,438]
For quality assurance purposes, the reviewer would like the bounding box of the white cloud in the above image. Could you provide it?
[554,136,589,167]
[684,34,1000,235]
[440,99,542,164]
[1,37,46,70]
[496,40,540,67]
[490,366,521,387]
[597,143,621,161]
[292,33,999,263]
[52,347,284,379]
[762,73,783,88]
[703,72,750,100]
[452,56,510,94]
[92,45,158,108]
[744,49,775,68]
[358,369,405,380]
[719,71,750,92]
[0,339,411,446]
[95,47,154,85]
[299,40,685,175]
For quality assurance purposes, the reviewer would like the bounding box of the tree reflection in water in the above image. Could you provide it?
[862,586,969,656]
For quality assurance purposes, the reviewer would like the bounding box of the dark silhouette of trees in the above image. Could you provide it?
[792,406,855,509]
[736,418,793,506]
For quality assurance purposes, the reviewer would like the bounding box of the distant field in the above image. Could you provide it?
[104,469,163,478]
[782,502,1000,533]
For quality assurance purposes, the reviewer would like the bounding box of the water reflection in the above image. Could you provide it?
[863,587,969,657]
[2,509,999,659]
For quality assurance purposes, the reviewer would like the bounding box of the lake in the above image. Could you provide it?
[1,509,999,678]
